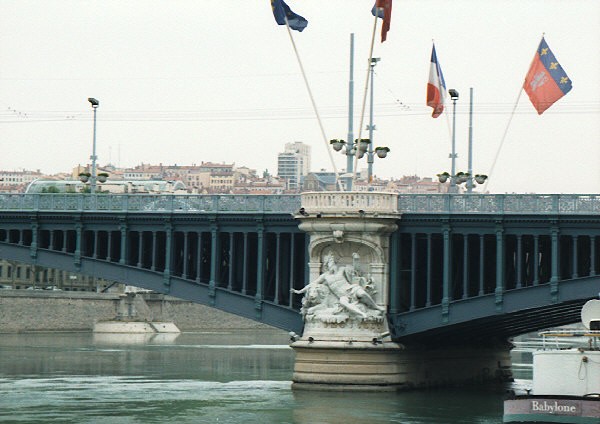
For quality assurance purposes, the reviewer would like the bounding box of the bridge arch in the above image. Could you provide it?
[0,208,309,332]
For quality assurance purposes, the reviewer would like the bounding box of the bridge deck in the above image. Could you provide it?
[0,193,599,343]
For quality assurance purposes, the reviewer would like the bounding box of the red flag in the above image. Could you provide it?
[523,37,572,115]
[373,0,392,42]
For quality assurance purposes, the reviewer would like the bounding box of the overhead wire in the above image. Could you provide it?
[1,102,598,124]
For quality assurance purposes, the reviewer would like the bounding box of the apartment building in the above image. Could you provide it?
[277,142,311,191]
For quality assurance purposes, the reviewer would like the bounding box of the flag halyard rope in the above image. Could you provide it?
[483,88,523,192]
[284,18,342,191]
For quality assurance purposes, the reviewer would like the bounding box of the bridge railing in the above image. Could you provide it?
[397,194,600,214]
[1,193,599,215]
[0,194,302,214]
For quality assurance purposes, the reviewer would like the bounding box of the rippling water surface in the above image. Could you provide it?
[0,331,523,423]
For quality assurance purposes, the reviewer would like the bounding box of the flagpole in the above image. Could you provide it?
[352,13,379,186]
[444,95,452,139]
[284,18,342,191]
[346,33,355,191]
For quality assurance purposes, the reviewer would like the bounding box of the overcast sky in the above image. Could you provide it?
[1,0,599,194]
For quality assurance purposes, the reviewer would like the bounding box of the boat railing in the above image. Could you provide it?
[539,330,600,350]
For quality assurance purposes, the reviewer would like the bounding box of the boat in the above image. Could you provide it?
[503,299,600,423]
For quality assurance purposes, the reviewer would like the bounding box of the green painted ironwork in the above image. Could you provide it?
[397,194,600,214]
[1,193,599,214]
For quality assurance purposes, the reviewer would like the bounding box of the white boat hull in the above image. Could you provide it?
[533,349,600,396]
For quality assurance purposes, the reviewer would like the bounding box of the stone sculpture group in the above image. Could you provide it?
[292,252,385,324]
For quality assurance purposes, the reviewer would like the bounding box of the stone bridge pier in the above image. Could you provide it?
[290,192,511,391]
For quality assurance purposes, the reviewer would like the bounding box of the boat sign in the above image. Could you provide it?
[529,399,580,415]
[504,397,600,423]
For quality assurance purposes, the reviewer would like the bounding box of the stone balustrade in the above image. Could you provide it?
[300,191,399,215]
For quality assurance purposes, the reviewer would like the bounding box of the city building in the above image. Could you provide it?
[302,171,337,191]
[186,168,211,192]
[25,179,187,194]
[232,176,286,194]
[0,169,43,193]
[209,171,235,193]
[0,259,119,292]
[277,142,311,191]
[385,176,450,193]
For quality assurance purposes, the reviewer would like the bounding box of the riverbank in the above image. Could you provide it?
[0,290,274,333]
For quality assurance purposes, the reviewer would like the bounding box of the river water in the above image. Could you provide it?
[0,330,530,423]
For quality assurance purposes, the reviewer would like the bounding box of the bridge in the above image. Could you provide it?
[1,192,599,348]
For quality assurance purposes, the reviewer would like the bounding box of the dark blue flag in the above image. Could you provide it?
[371,4,384,18]
[271,0,308,32]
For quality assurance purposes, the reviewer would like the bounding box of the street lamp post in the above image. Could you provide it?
[448,89,459,192]
[436,171,487,191]
[437,87,488,193]
[88,97,99,193]
[467,87,474,193]
[330,137,389,189]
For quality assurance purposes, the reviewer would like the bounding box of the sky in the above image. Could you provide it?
[1,0,599,194]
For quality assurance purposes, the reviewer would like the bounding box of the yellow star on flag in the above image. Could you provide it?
[560,77,569,84]
[541,48,549,55]
[549,62,558,69]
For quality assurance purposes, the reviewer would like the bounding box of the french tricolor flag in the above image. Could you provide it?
[426,44,446,118]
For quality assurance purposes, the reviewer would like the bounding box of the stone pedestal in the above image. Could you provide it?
[292,341,512,391]
[292,340,406,391]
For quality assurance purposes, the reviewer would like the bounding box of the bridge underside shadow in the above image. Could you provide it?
[391,275,600,347]
[0,243,304,333]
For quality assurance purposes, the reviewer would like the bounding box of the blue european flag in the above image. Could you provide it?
[271,0,308,32]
